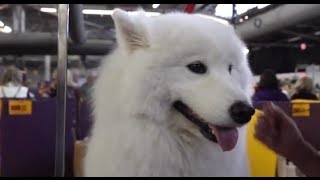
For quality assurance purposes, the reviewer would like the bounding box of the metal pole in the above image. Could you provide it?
[55,4,69,177]
[69,4,87,44]
[235,4,320,41]
[231,4,236,28]
[20,5,25,33]
[12,5,25,33]
[0,32,113,55]
[44,55,51,81]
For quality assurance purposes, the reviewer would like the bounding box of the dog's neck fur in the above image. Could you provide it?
[90,83,249,176]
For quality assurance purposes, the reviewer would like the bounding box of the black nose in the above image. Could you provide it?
[229,101,255,124]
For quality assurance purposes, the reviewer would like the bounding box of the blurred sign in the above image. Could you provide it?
[8,100,32,115]
[292,103,310,117]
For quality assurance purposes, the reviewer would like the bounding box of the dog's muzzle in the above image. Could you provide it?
[173,100,255,151]
[173,100,217,143]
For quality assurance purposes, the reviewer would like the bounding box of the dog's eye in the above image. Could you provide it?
[187,61,207,74]
[228,64,233,74]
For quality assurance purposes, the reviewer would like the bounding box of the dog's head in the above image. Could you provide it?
[110,9,254,151]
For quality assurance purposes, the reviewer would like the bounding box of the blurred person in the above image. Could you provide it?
[315,84,320,99]
[80,71,97,101]
[47,69,79,98]
[255,102,320,177]
[37,81,50,98]
[291,76,318,100]
[0,66,34,98]
[280,80,291,99]
[72,68,81,87]
[252,69,289,103]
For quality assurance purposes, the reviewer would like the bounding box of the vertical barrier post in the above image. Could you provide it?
[55,4,69,177]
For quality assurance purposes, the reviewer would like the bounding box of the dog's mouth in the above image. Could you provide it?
[173,100,238,152]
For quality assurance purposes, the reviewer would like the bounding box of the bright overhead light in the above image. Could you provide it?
[235,4,261,14]
[243,48,249,55]
[40,7,57,13]
[196,14,229,25]
[314,31,320,36]
[0,20,4,27]
[4,26,11,32]
[215,4,257,18]
[215,4,233,18]
[152,4,160,9]
[300,43,307,50]
[39,7,161,17]
[215,4,271,17]
[82,9,113,15]
[0,26,12,33]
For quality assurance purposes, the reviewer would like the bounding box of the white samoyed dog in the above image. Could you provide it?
[84,8,255,177]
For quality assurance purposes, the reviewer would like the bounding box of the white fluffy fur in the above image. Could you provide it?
[84,9,254,177]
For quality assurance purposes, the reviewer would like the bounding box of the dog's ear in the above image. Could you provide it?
[112,9,150,52]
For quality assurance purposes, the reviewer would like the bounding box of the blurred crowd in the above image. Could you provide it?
[0,65,97,101]
[252,69,320,104]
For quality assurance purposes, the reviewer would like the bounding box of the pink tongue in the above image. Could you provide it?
[208,124,238,152]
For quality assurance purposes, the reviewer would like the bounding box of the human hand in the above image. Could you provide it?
[254,102,305,161]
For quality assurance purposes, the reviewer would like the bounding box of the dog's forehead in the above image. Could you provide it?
[149,14,245,64]
[152,14,235,39]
